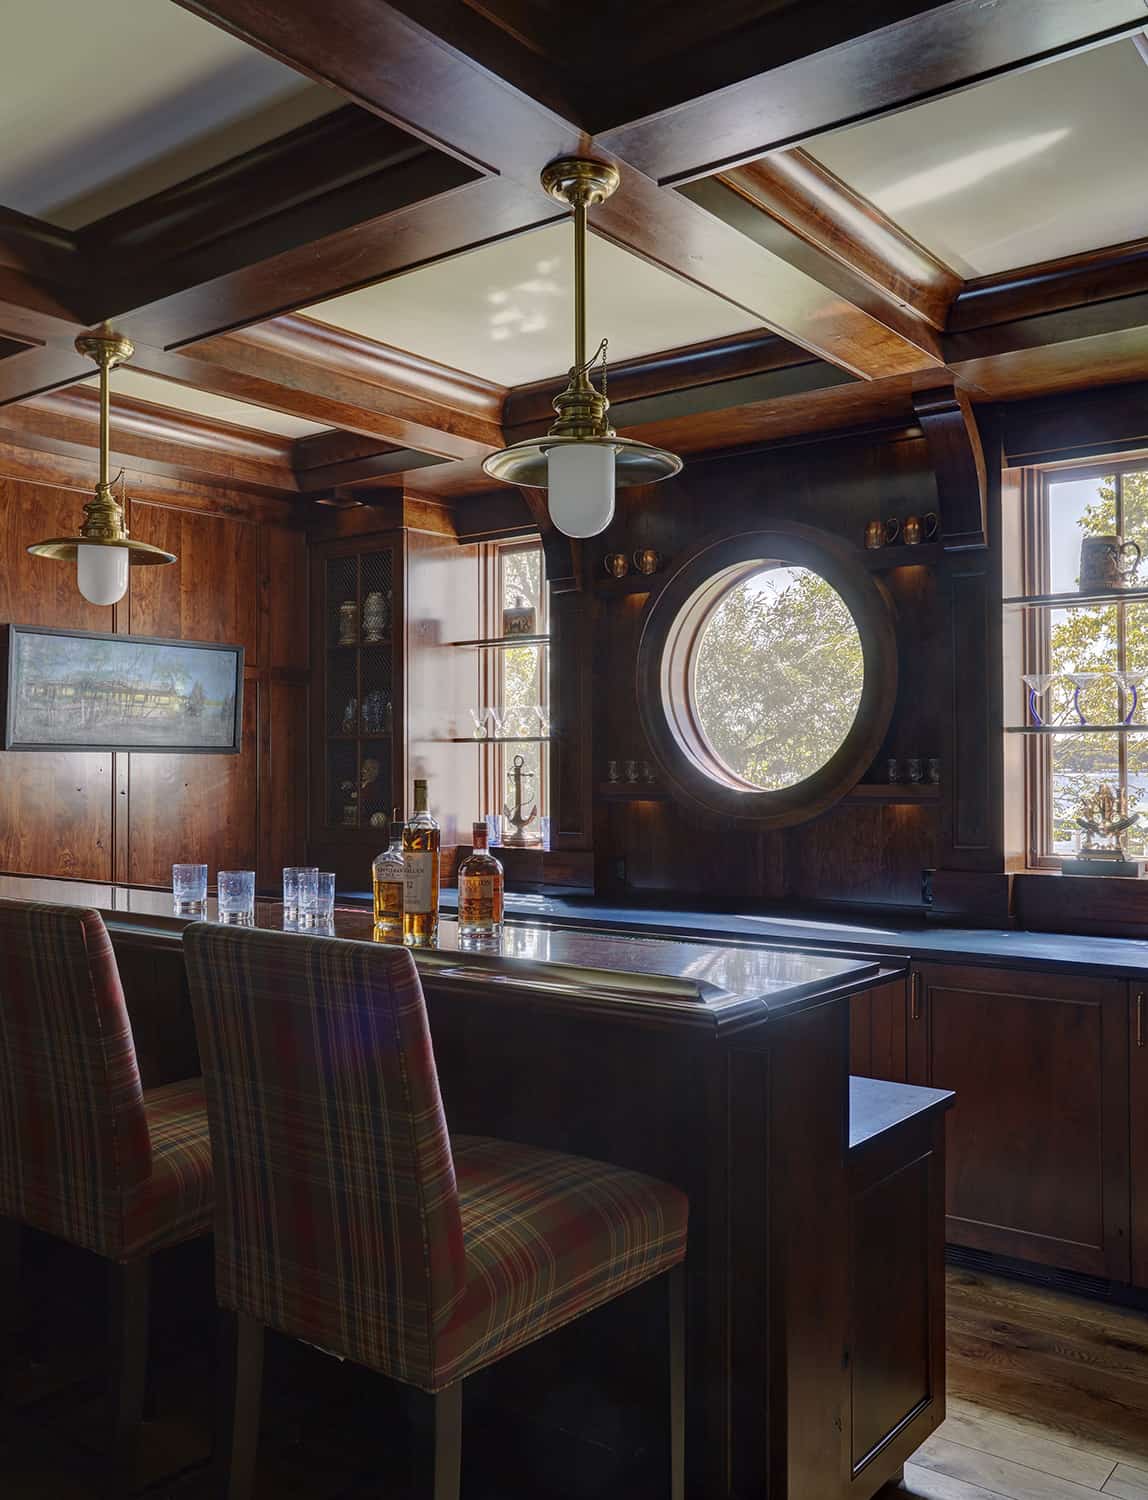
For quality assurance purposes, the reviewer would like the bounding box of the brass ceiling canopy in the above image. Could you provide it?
[482,157,682,537]
[28,332,177,604]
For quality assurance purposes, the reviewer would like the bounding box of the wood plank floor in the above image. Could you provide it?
[892,1269,1148,1500]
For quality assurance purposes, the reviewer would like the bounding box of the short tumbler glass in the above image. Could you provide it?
[314,872,336,926]
[172,864,208,916]
[294,867,321,927]
[282,866,313,926]
[218,870,256,926]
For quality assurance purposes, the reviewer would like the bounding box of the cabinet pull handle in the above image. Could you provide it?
[911,972,922,1022]
[1138,991,1145,1049]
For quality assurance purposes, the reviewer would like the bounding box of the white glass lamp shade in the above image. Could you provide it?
[547,441,616,538]
[77,544,130,605]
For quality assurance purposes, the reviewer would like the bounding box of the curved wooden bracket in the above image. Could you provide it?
[516,486,582,593]
[912,384,988,551]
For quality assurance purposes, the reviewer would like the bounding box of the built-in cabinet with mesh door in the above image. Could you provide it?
[310,536,403,884]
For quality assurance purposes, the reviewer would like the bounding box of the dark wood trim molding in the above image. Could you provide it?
[948,237,1148,334]
[911,385,988,551]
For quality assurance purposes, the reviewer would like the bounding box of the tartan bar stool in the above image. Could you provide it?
[184,923,688,1500]
[0,899,214,1495]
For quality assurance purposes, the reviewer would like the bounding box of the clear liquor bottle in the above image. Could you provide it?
[457,821,504,944]
[371,810,405,943]
[402,778,440,948]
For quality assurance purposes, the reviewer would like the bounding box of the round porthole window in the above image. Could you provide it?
[637,526,898,827]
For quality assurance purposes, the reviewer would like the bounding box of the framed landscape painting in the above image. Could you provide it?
[2,626,244,753]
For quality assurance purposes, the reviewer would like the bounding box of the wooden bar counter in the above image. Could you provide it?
[0,875,953,1500]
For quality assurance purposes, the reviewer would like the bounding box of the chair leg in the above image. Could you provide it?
[668,1265,686,1500]
[106,1256,151,1497]
[430,1383,463,1500]
[216,1311,264,1500]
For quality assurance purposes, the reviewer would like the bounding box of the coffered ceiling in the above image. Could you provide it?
[3,0,1148,513]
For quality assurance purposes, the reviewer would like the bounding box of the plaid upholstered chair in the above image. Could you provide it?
[0,899,214,1493]
[184,923,688,1500]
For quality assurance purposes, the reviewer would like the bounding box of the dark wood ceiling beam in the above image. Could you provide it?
[711,152,960,332]
[596,0,1148,183]
[0,386,298,496]
[503,328,816,428]
[124,318,505,461]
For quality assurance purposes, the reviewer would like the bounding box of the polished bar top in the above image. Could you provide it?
[0,874,883,1030]
[436,888,1148,980]
[849,1077,955,1152]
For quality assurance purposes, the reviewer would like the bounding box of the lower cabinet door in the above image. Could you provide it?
[908,962,1130,1280]
[1132,984,1148,1289]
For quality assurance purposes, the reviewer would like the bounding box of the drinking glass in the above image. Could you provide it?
[282,866,310,925]
[469,707,489,741]
[314,872,336,926]
[218,870,255,926]
[295,866,320,927]
[172,863,208,916]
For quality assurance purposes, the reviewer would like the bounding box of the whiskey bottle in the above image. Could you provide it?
[458,821,504,944]
[371,809,405,943]
[402,778,440,948]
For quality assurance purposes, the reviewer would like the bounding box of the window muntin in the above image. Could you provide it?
[670,560,865,794]
[1026,463,1148,863]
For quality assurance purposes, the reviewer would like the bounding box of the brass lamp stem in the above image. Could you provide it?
[573,198,587,377]
[75,332,134,543]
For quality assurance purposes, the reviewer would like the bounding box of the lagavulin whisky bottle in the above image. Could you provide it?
[402,778,440,948]
[457,820,504,944]
[371,810,405,943]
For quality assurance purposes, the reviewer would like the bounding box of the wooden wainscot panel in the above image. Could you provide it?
[1132,982,1148,1288]
[126,665,260,887]
[127,501,261,664]
[908,962,1130,1280]
[0,474,117,880]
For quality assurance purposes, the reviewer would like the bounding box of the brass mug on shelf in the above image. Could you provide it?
[633,548,662,575]
[903,512,938,547]
[865,517,900,549]
[604,552,629,578]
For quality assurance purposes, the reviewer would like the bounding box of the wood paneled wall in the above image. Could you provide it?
[579,429,958,911]
[0,444,307,889]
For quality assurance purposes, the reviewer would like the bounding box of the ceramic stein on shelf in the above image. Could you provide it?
[1079,535,1141,593]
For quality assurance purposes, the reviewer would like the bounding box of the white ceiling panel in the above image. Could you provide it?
[89,369,328,439]
[809,38,1148,278]
[301,220,762,386]
[0,0,338,228]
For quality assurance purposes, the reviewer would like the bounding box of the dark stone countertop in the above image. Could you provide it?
[428,889,1148,980]
[849,1077,955,1152]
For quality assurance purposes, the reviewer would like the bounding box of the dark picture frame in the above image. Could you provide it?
[1,625,244,754]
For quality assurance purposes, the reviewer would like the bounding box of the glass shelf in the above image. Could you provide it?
[1005,724,1148,734]
[447,634,550,649]
[448,736,551,744]
[1004,587,1148,609]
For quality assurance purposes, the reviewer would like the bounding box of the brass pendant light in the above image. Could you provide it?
[28,332,176,604]
[482,158,682,537]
